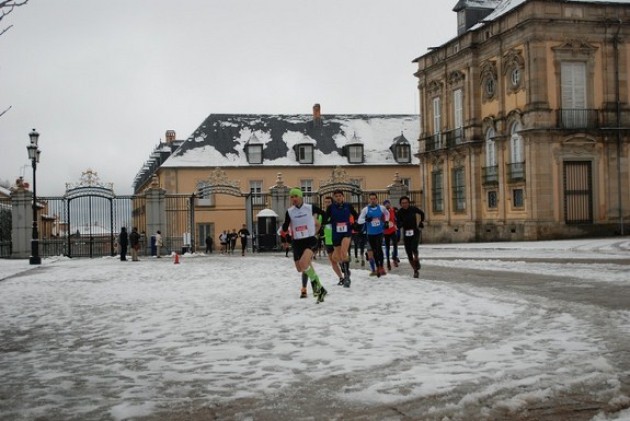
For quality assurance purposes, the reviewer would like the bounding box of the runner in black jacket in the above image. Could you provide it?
[395,196,425,278]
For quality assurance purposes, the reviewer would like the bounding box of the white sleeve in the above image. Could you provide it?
[381,206,390,221]
[357,206,368,224]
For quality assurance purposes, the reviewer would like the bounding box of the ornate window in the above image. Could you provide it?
[503,49,525,93]
[480,61,498,101]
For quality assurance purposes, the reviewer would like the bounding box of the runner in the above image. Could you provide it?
[321,196,344,285]
[382,199,399,270]
[357,193,390,277]
[396,196,426,278]
[322,189,359,288]
[280,187,327,302]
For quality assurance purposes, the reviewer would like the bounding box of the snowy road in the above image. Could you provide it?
[0,238,629,420]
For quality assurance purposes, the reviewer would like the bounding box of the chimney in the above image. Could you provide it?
[313,103,321,121]
[165,130,176,143]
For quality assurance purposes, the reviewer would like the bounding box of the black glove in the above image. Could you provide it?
[384,221,390,229]
[365,216,373,223]
[418,222,424,229]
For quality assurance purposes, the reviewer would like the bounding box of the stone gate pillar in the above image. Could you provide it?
[145,176,167,255]
[270,173,289,225]
[387,172,409,206]
[11,181,32,259]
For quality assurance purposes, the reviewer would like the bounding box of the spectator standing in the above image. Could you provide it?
[119,227,128,261]
[129,227,141,262]
[155,230,163,258]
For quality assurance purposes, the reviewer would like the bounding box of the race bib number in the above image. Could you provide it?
[294,224,308,239]
[336,223,348,233]
[370,219,381,227]
[405,229,415,237]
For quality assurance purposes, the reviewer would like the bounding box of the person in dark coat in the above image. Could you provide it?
[119,227,128,261]
[237,224,250,256]
[129,227,141,261]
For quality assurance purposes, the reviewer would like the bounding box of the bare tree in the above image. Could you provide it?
[0,0,29,117]
[0,0,29,37]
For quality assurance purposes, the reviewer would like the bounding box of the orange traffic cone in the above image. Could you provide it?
[174,253,180,264]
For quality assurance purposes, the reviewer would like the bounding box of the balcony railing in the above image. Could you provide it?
[424,133,445,152]
[482,165,499,185]
[507,162,526,182]
[558,109,598,129]
[445,128,464,148]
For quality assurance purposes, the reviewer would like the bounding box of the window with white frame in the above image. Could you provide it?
[485,127,497,167]
[561,61,587,128]
[400,178,411,188]
[250,180,264,205]
[301,179,313,204]
[246,144,263,164]
[297,144,314,164]
[433,97,442,147]
[510,122,524,163]
[453,89,463,130]
[397,144,411,163]
[347,144,363,164]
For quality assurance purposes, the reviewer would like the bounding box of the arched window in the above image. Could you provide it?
[510,122,524,163]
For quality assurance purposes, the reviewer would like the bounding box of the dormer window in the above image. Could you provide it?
[245,144,263,164]
[390,133,412,164]
[295,144,314,164]
[343,133,364,164]
[394,144,411,163]
[347,144,364,164]
[244,133,263,164]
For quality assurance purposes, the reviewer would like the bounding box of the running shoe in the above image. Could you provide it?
[317,287,328,303]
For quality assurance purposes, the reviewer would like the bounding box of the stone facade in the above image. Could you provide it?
[414,0,630,242]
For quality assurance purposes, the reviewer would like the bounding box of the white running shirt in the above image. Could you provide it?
[286,203,317,240]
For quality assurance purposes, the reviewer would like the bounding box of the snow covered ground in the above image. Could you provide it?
[1,238,629,420]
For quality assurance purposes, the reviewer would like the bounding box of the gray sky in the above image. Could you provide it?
[1,0,454,195]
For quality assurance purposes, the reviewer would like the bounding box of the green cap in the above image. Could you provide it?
[289,187,303,198]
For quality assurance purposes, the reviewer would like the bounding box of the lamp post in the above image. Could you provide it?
[27,129,41,265]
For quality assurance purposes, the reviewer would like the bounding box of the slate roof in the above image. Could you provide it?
[162,114,420,168]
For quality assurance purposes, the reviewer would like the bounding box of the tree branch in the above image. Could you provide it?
[0,105,12,118]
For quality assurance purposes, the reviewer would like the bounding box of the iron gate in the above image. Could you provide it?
[37,195,147,258]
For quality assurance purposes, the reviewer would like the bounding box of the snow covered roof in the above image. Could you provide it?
[162,114,420,168]
[0,185,10,198]
[453,0,501,12]
[471,0,630,30]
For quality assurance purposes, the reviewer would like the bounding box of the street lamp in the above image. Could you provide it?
[27,128,41,265]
